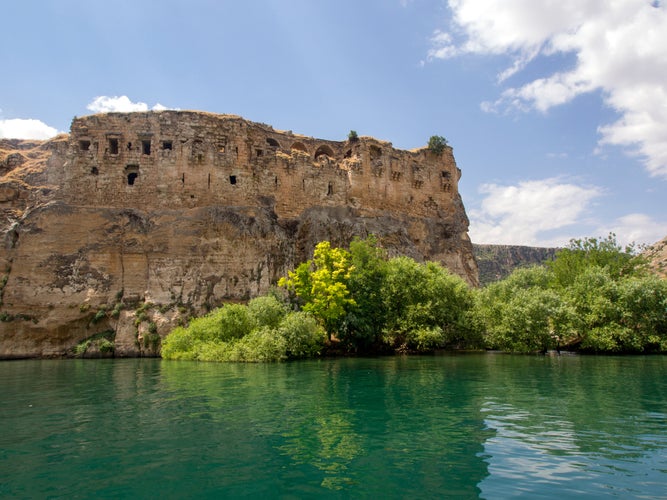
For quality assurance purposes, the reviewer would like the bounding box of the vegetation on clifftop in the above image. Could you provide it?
[162,234,667,361]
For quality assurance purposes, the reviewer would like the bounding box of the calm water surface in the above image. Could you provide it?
[1,354,665,498]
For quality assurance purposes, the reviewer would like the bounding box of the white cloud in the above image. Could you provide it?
[0,118,60,140]
[87,96,169,113]
[431,0,667,178]
[469,178,603,246]
[596,213,667,248]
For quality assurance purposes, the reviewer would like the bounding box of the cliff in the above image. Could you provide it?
[0,111,478,358]
[473,244,558,285]
[643,236,667,279]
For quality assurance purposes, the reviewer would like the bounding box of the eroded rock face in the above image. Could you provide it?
[0,111,478,358]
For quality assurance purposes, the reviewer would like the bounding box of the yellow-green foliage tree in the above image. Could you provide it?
[279,241,356,339]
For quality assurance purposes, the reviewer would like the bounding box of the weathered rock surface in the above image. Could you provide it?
[473,244,558,285]
[0,111,478,358]
[643,236,667,279]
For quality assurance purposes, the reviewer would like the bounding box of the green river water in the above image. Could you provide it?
[1,354,666,498]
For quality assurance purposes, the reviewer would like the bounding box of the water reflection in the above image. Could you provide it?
[477,355,667,498]
[2,355,664,498]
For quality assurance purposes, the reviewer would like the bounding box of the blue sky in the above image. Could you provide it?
[1,0,666,247]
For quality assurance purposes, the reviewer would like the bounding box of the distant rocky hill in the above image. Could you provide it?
[473,244,558,285]
[643,236,667,279]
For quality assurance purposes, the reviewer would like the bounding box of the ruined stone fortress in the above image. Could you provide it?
[66,111,461,219]
[0,111,478,357]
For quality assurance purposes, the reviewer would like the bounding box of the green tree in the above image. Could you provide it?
[548,233,645,289]
[381,257,474,351]
[340,236,389,350]
[427,135,448,154]
[474,266,573,352]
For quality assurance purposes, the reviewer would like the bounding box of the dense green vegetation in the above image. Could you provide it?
[162,234,667,361]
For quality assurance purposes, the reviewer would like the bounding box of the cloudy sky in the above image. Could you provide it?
[1,0,665,247]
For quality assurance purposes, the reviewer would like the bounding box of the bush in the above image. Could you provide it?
[278,312,326,358]
[248,295,287,329]
[230,327,287,362]
[427,135,448,154]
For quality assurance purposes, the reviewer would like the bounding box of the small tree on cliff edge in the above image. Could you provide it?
[428,135,448,154]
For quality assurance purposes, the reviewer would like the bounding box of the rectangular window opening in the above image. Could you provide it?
[229,175,237,185]
[109,138,119,155]
[79,140,91,151]
[162,140,173,150]
[142,140,151,155]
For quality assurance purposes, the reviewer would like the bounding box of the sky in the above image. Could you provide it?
[1,0,666,248]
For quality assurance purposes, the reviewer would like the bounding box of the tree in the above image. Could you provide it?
[279,241,356,338]
[548,233,645,289]
[348,130,358,141]
[381,257,474,351]
[427,135,448,154]
[340,236,389,350]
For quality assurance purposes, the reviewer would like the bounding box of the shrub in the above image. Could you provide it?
[427,135,448,154]
[278,312,327,358]
[248,295,287,329]
[230,327,287,362]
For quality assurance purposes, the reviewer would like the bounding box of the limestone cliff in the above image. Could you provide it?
[473,244,558,285]
[0,111,478,358]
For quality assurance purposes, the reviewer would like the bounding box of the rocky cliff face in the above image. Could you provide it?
[0,111,478,358]
[643,236,667,279]
[473,244,558,285]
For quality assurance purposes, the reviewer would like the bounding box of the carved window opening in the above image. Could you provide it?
[291,142,307,153]
[125,165,139,186]
[142,140,151,155]
[229,175,237,185]
[79,140,91,151]
[162,140,173,150]
[218,144,226,153]
[391,171,401,181]
[90,166,99,175]
[327,182,333,196]
[441,171,450,179]
[314,145,335,160]
[256,149,263,157]
[127,142,132,151]
[108,138,119,155]
[266,138,280,148]
[181,173,185,185]
[208,173,211,189]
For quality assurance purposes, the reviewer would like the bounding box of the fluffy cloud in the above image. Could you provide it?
[596,213,667,248]
[0,118,60,140]
[431,0,667,178]
[87,96,169,113]
[468,178,603,246]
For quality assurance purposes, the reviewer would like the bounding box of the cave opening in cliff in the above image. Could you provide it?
[229,175,237,185]
[125,165,139,186]
[266,138,280,148]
